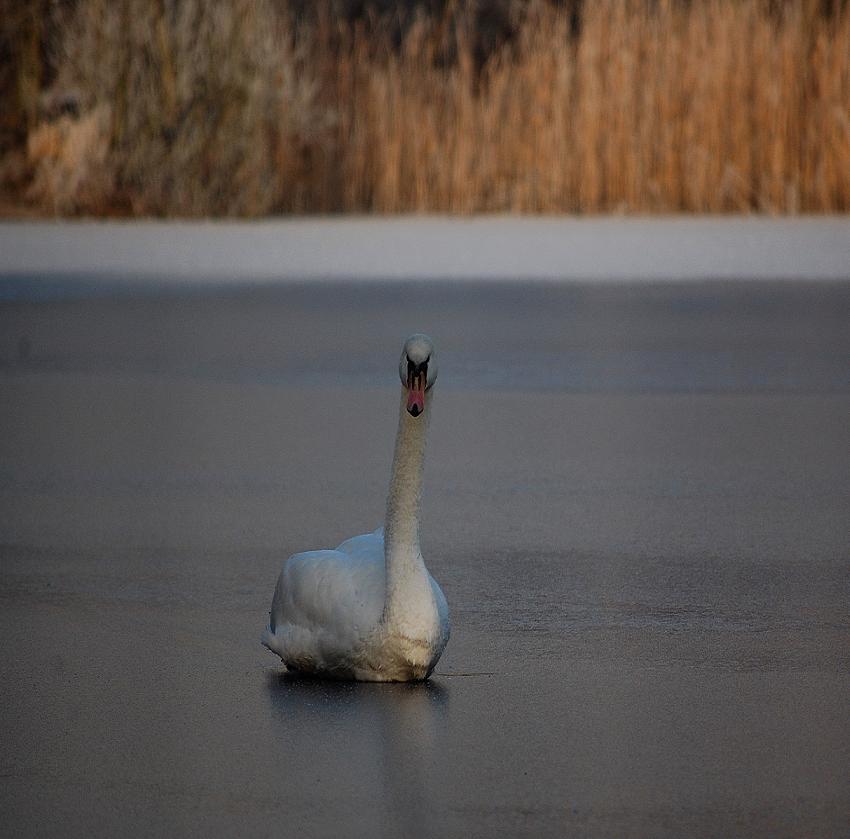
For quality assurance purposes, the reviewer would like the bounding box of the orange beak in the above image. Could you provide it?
[406,369,426,417]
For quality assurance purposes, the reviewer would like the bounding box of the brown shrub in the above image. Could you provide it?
[37,0,327,215]
[26,105,113,214]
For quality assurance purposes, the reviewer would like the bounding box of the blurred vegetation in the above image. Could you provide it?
[1,0,849,215]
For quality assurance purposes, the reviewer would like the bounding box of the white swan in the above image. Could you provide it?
[262,334,450,682]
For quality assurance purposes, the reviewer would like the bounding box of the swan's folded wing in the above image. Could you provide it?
[336,527,384,561]
[270,546,384,639]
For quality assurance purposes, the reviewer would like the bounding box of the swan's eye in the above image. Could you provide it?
[406,356,429,380]
[400,338,435,393]
[408,355,437,390]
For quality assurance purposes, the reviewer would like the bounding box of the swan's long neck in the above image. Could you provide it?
[383,390,431,626]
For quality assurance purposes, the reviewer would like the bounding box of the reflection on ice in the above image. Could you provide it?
[266,672,448,837]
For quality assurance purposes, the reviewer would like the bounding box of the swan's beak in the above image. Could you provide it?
[406,369,426,417]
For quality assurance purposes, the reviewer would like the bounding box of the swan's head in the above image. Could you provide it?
[399,333,437,417]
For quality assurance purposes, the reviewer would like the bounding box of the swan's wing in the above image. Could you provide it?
[336,527,384,560]
[269,539,385,642]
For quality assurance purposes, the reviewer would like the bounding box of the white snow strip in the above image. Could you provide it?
[0,216,848,283]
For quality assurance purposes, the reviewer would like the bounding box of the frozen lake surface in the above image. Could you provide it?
[1,221,849,837]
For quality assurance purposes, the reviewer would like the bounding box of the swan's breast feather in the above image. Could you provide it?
[431,575,451,645]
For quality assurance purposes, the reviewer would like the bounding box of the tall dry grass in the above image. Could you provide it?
[11,0,850,215]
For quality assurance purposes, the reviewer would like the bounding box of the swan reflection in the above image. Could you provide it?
[266,672,448,837]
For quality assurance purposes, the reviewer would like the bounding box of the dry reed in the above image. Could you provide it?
[9,0,850,215]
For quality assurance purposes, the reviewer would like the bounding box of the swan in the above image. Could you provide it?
[262,333,450,682]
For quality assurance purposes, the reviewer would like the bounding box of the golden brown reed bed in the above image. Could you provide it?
[8,0,850,215]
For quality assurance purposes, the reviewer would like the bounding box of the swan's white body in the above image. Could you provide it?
[262,335,449,682]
